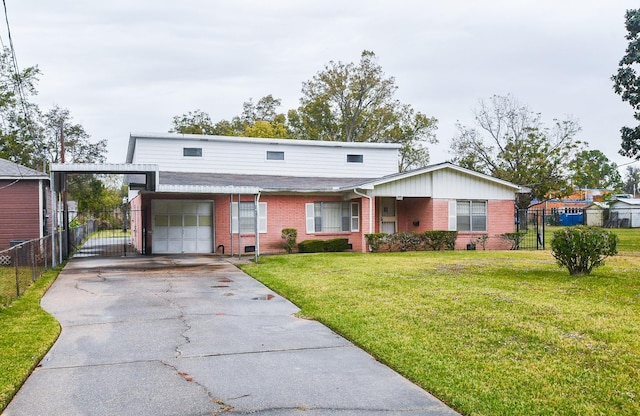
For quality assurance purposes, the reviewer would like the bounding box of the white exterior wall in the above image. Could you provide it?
[129,134,400,178]
[610,205,640,227]
[372,168,516,200]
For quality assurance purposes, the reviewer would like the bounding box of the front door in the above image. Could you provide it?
[380,197,397,234]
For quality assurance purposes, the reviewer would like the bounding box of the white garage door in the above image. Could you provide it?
[152,200,214,254]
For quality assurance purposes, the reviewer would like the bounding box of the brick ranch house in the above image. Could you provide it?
[0,158,51,250]
[118,132,525,255]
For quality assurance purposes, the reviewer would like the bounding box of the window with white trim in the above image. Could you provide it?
[183,147,202,157]
[347,154,363,163]
[305,202,359,233]
[231,202,267,233]
[266,151,285,160]
[456,200,487,231]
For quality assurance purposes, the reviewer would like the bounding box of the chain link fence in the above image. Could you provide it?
[0,220,99,308]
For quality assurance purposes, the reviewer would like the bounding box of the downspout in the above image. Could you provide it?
[254,192,261,263]
[353,188,373,252]
[229,194,233,257]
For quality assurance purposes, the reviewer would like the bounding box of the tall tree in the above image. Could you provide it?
[450,94,583,208]
[380,104,438,171]
[289,50,438,170]
[0,47,41,168]
[170,109,219,135]
[612,9,640,160]
[622,166,640,195]
[568,150,622,190]
[290,50,397,143]
[171,95,290,138]
[40,105,107,164]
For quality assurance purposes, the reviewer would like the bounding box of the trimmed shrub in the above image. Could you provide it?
[365,233,388,252]
[281,228,298,254]
[298,238,350,253]
[423,231,458,251]
[500,231,527,250]
[324,238,350,252]
[387,232,421,252]
[551,226,618,275]
[298,240,327,253]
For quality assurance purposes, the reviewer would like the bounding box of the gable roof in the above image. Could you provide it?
[610,198,640,207]
[356,162,527,192]
[0,158,48,180]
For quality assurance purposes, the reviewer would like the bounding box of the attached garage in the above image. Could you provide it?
[152,200,214,253]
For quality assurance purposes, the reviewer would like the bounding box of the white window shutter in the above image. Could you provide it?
[258,202,267,233]
[305,203,315,233]
[231,202,239,233]
[448,200,457,231]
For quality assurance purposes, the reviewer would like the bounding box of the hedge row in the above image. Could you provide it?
[298,238,350,253]
[365,231,458,252]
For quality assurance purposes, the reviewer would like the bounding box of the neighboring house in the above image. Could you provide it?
[609,198,640,228]
[122,132,525,255]
[0,159,51,250]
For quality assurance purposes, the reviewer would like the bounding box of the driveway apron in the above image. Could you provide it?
[3,255,459,416]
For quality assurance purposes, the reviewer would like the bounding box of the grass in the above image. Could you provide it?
[0,266,36,308]
[0,268,61,411]
[240,250,640,415]
[544,225,640,254]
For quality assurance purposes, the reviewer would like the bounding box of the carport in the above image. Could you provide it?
[49,163,262,261]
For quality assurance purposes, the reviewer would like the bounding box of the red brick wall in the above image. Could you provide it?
[451,199,515,250]
[0,180,42,250]
[217,194,365,254]
[396,198,515,250]
[138,193,365,255]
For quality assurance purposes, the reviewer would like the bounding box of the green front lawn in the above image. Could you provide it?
[241,251,640,416]
[0,269,60,411]
[544,225,640,254]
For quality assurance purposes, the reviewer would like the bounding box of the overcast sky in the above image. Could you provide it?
[6,1,639,171]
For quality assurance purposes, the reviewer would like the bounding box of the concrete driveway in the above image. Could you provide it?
[3,255,459,415]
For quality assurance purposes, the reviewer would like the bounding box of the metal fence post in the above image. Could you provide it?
[14,247,20,298]
[31,243,37,282]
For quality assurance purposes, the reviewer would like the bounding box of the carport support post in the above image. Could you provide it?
[254,192,260,263]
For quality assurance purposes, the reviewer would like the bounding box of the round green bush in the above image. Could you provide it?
[550,226,618,275]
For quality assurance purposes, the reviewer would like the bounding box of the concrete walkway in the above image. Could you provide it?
[3,255,459,415]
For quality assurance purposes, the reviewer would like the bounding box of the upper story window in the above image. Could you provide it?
[347,154,364,163]
[266,151,285,161]
[183,147,203,157]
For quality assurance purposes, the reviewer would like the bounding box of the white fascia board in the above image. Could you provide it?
[128,132,402,150]
[157,184,261,194]
[50,163,159,174]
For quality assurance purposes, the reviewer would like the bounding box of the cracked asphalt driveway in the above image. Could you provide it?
[3,255,459,416]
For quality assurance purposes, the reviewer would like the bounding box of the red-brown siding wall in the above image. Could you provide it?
[0,180,43,250]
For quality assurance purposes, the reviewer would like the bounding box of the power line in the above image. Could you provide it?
[1,0,41,181]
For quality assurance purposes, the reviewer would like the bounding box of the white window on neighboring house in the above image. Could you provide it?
[231,202,267,234]
[453,200,487,232]
[305,201,359,233]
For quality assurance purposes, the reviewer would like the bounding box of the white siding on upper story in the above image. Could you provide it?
[129,134,400,178]
[371,167,517,200]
